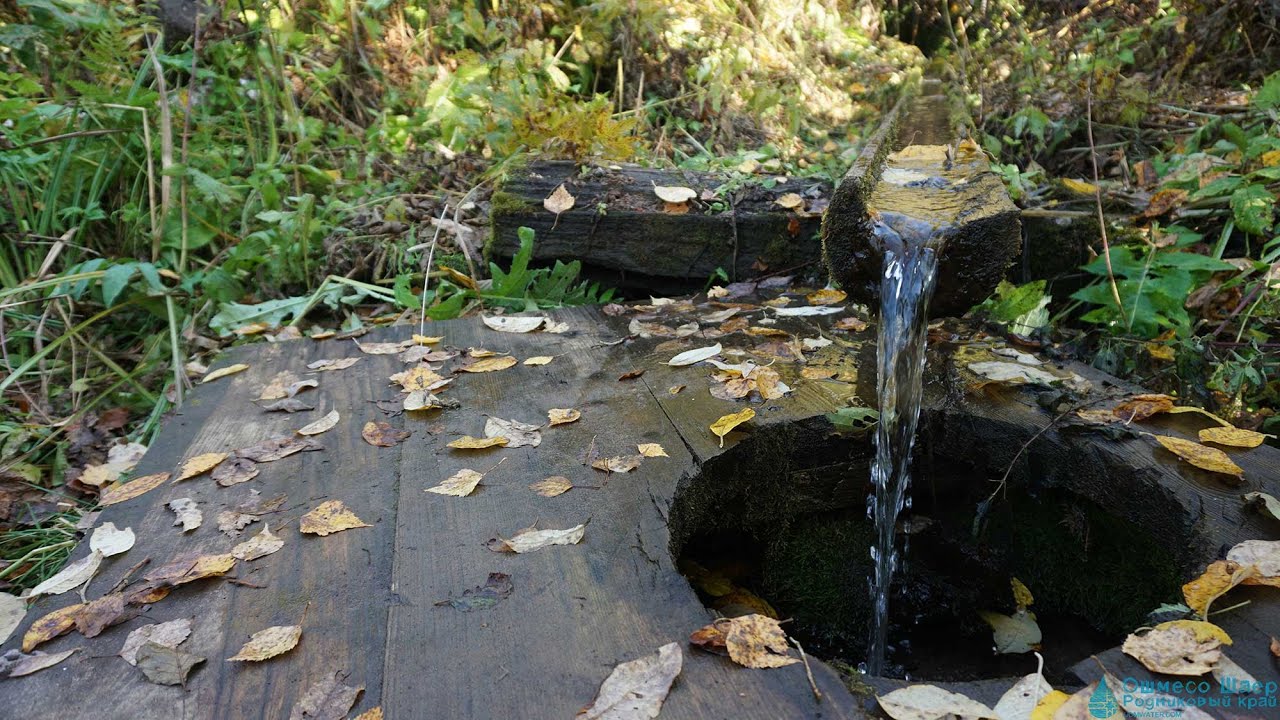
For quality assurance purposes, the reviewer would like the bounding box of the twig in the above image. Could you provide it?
[789,635,822,702]
[1085,89,1126,323]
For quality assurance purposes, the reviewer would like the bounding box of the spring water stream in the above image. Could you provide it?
[864,212,940,676]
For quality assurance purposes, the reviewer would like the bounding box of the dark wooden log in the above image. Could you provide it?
[488,160,831,285]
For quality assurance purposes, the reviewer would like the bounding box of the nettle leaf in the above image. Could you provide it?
[1254,70,1280,110]
[1188,175,1242,202]
[1230,184,1276,236]
[101,263,138,306]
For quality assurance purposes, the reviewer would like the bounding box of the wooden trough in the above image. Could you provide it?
[4,291,1280,719]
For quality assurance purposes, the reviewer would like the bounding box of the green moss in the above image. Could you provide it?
[488,190,533,217]
[763,514,874,647]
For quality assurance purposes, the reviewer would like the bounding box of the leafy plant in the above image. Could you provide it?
[1071,247,1236,338]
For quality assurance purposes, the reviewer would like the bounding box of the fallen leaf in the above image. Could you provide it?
[22,604,85,652]
[979,609,1041,654]
[436,573,513,612]
[618,369,645,381]
[176,452,227,481]
[201,364,249,383]
[213,457,261,487]
[668,343,722,367]
[668,384,685,394]
[711,408,755,447]
[259,373,318,401]
[168,498,202,532]
[426,469,485,497]
[833,316,868,332]
[719,614,798,668]
[300,500,370,536]
[549,408,581,426]
[482,315,547,333]
[403,390,446,412]
[524,356,555,366]
[73,592,132,637]
[1122,621,1224,675]
[353,708,383,720]
[448,435,509,450]
[592,455,643,474]
[1226,539,1280,583]
[806,288,846,305]
[144,553,237,587]
[136,641,204,686]
[30,550,103,597]
[530,477,573,497]
[637,443,667,458]
[485,417,542,447]
[389,366,445,392]
[1011,578,1034,610]
[461,355,518,373]
[653,185,697,203]
[1149,433,1244,477]
[1212,653,1260,694]
[774,305,844,317]
[1243,492,1280,522]
[775,192,805,210]
[1144,188,1188,217]
[0,592,25,645]
[227,625,302,662]
[7,648,78,678]
[298,410,340,436]
[217,510,260,536]
[89,521,135,556]
[992,671,1052,720]
[355,340,411,355]
[1061,177,1099,196]
[1199,426,1269,448]
[120,618,193,665]
[261,398,316,413]
[487,524,586,553]
[801,367,838,380]
[307,357,360,372]
[235,435,320,463]
[290,675,364,720]
[1113,394,1175,422]
[751,367,789,400]
[1029,690,1070,720]
[1272,637,1280,658]
[362,421,411,447]
[578,642,681,720]
[100,471,171,506]
[232,524,285,561]
[877,684,996,720]
[544,184,575,214]
[968,361,1061,385]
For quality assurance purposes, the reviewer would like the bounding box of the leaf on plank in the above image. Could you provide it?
[710,408,755,447]
[307,357,360,372]
[447,435,508,450]
[88,522,135,556]
[22,604,85,652]
[637,443,667,458]
[227,625,302,662]
[144,553,237,587]
[29,550,103,598]
[1200,426,1270,448]
[362,421,411,447]
[298,410,340,436]
[232,524,285,561]
[168,499,202,532]
[1147,433,1244,477]
[460,356,518,373]
[578,643,681,720]
[289,675,364,720]
[523,356,554,366]
[120,618,193,666]
[100,471,171,506]
[484,417,541,447]
[543,184,575,214]
[300,500,370,536]
[530,476,573,497]
[235,436,320,463]
[261,398,316,413]
[201,364,249,383]
[213,457,261,487]
[136,642,204,686]
[486,524,585,553]
[177,452,227,481]
[435,573,512,612]
[482,315,547,333]
[548,408,580,426]
[7,648,79,678]
[426,469,485,497]
[876,684,996,720]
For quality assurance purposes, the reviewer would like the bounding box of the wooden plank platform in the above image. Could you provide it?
[5,297,1280,719]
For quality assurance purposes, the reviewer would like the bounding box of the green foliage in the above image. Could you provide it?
[1071,247,1235,338]
[975,280,1051,335]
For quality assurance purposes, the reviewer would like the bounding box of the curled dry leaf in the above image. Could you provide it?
[120,618,193,666]
[89,521,135,556]
[213,457,260,487]
[300,500,370,536]
[637,443,667,458]
[362,421,411,447]
[543,183,575,214]
[177,452,227,481]
[618,369,645,381]
[447,435,508,450]
[548,408,581,426]
[1148,433,1244,478]
[485,417,542,447]
[227,625,302,662]
[710,408,755,447]
[1226,539,1280,583]
[289,675,364,720]
[298,410,340,436]
[967,361,1061,385]
[577,642,681,720]
[426,469,484,497]
[75,592,133,638]
[482,315,547,333]
[774,192,804,210]
[461,356,518,373]
[487,524,585,553]
[355,339,411,355]
[144,553,237,587]
[876,684,996,720]
[201,363,249,383]
[169,499,202,533]
[100,471,171,506]
[668,343,722,367]
[261,398,315,413]
[29,550,102,597]
[718,614,798,668]
[22,604,84,652]
[236,436,319,463]
[1200,426,1270,448]
[1182,560,1254,616]
[259,373,318,401]
[833,316,868,332]
[530,476,573,497]
[1122,620,1227,675]
[592,455,642,474]
[1243,492,1280,522]
[232,524,285,561]
[1113,394,1175,422]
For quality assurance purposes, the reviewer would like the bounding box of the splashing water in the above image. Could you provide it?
[864,213,939,675]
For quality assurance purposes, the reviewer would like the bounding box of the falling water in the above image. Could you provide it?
[864,212,939,676]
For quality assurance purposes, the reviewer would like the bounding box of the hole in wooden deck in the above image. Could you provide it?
[668,411,1187,683]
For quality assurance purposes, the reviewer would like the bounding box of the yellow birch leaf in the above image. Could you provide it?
[806,288,847,306]
[637,443,668,458]
[227,625,302,662]
[100,472,172,506]
[389,367,444,392]
[447,436,508,450]
[1030,691,1070,720]
[177,452,226,481]
[523,356,554,366]
[426,469,484,497]
[711,408,755,447]
[1199,426,1270,448]
[1011,577,1034,609]
[22,603,84,652]
[299,500,370,536]
[1155,619,1232,645]
[1148,434,1244,477]
[1168,406,1232,426]
[548,408,580,426]
[412,334,443,345]
[543,184,575,214]
[1062,177,1098,195]
[1182,560,1254,617]
[530,476,572,497]
[461,356,517,373]
[201,364,249,383]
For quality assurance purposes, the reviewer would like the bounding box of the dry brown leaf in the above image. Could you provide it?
[1113,394,1175,422]
[235,436,319,463]
[461,355,518,373]
[1148,433,1244,477]
[487,524,586,553]
[177,452,226,481]
[833,317,868,332]
[120,619,193,666]
[485,417,542,447]
[290,675,364,720]
[362,421,411,447]
[543,184,575,214]
[548,408,581,426]
[352,708,383,720]
[801,367,838,380]
[298,410,340,436]
[1122,621,1225,675]
[578,643,681,720]
[617,369,645,381]
[7,648,79,678]
[592,455,642,474]
[637,443,668,458]
[1199,426,1270,448]
[213,457,260,487]
[720,614,799,668]
[355,340,411,355]
[100,471,171,506]
[168,498,202,532]
[74,592,133,638]
[144,553,237,587]
[300,500,370,536]
[135,642,204,686]
[29,550,102,597]
[426,469,484,497]
[530,476,572,497]
[227,625,302,662]
[806,288,846,306]
[390,366,444,392]
[523,356,554,366]
[751,367,788,400]
[447,435,508,450]
[232,524,285,561]
[711,408,755,447]
[745,326,790,338]
[261,398,316,413]
[22,604,84,652]
[201,364,249,383]
[1144,188,1188,217]
[307,357,360,372]
[258,372,318,401]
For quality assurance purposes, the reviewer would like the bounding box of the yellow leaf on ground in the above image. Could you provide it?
[774,192,804,209]
[1122,621,1225,675]
[300,500,370,536]
[637,443,668,458]
[412,334,443,345]
[548,408,581,426]
[530,476,572,497]
[231,524,285,561]
[1156,619,1232,644]
[389,367,444,392]
[523,356,554,366]
[1062,177,1098,195]
[1113,394,1175,422]
[426,469,484,497]
[1199,425,1269,448]
[201,364,249,383]
[298,410,340,436]
[227,625,302,662]
[461,356,517,373]
[711,408,755,447]
[806,288,847,306]
[746,326,790,338]
[1149,433,1244,477]
[653,185,697,203]
[1168,405,1232,426]
[1030,690,1070,720]
[144,552,237,586]
[543,184,575,214]
[177,452,226,481]
[100,472,172,506]
[362,421,411,447]
[1182,560,1255,616]
[447,436,508,450]
[22,604,84,652]
[720,614,799,668]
